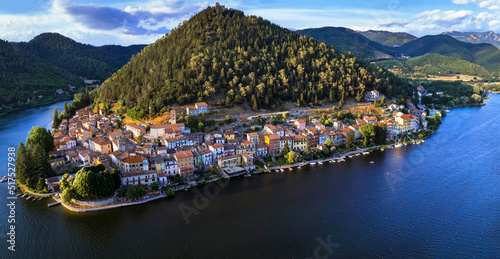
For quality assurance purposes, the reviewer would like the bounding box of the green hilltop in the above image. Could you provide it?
[0,33,145,108]
[296,27,400,61]
[398,35,500,75]
[98,7,409,114]
[358,30,417,47]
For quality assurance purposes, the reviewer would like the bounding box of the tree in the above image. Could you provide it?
[31,143,53,180]
[126,185,146,200]
[324,138,333,149]
[359,124,375,146]
[61,187,75,203]
[151,181,160,191]
[110,169,121,189]
[116,120,122,129]
[471,94,482,103]
[64,102,70,119]
[52,108,61,129]
[136,135,143,142]
[286,151,298,164]
[210,165,219,175]
[72,165,115,199]
[251,94,258,111]
[302,142,312,160]
[59,173,74,191]
[346,130,354,149]
[26,126,54,153]
[165,187,175,197]
[374,124,387,145]
[37,177,47,191]
[15,141,32,184]
[282,142,290,156]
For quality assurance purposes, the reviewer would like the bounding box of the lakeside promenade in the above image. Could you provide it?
[53,140,424,213]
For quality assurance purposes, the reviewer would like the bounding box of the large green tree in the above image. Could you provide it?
[26,126,54,153]
[126,185,146,200]
[72,165,115,199]
[282,142,290,156]
[346,130,354,149]
[52,108,61,129]
[359,124,376,146]
[31,143,53,180]
[15,141,32,184]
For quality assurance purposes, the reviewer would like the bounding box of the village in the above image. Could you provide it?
[43,86,443,207]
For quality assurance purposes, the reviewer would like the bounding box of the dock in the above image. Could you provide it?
[48,201,61,207]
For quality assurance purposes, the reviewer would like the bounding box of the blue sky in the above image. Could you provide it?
[1,0,499,45]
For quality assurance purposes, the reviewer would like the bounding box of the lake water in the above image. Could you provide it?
[0,96,499,258]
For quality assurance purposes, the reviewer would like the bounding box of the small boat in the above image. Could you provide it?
[370,161,374,164]
[363,152,369,155]
[318,162,323,165]
[380,149,384,151]
[289,168,292,171]
[0,176,7,182]
[184,189,188,191]
[310,162,316,165]
[39,197,42,200]
[21,194,26,198]
[26,196,31,200]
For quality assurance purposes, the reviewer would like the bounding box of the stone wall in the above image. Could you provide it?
[72,196,116,207]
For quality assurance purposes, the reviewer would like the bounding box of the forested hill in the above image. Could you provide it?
[98,7,407,114]
[358,30,417,47]
[296,27,399,61]
[0,39,82,105]
[398,35,500,74]
[13,33,146,82]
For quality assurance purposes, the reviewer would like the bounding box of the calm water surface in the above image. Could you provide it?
[0,97,499,258]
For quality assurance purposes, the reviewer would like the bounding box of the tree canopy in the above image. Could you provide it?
[98,7,408,114]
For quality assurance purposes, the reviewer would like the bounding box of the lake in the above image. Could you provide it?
[0,96,499,258]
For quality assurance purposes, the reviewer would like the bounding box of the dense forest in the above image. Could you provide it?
[0,33,145,109]
[13,33,146,82]
[296,27,399,61]
[0,39,83,106]
[98,7,410,115]
[398,35,500,74]
[358,30,417,47]
[376,53,492,78]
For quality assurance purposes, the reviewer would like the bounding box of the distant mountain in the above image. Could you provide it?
[376,53,492,78]
[0,33,146,108]
[13,33,146,82]
[0,39,82,105]
[358,30,417,47]
[296,27,400,61]
[442,31,500,48]
[399,35,500,75]
[99,7,408,115]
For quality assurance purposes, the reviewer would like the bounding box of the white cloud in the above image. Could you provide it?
[0,0,208,46]
[360,9,473,36]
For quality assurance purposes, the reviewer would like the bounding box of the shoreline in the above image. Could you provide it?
[59,193,167,213]
[55,141,423,213]
[50,97,487,213]
[0,97,73,118]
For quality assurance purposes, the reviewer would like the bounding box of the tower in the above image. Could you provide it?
[170,110,176,124]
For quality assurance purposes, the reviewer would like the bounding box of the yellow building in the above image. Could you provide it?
[292,135,307,151]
